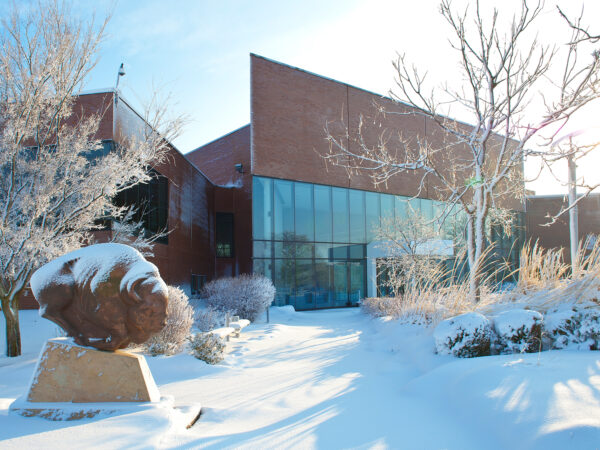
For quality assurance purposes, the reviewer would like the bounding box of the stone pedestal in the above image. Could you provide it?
[10,338,168,420]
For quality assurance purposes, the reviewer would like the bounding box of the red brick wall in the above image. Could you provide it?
[527,195,600,264]
[188,126,253,277]
[250,54,525,211]
[20,92,216,309]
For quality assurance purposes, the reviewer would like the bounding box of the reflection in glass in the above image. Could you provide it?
[332,187,349,243]
[349,189,366,243]
[274,241,295,258]
[314,184,332,242]
[315,261,333,307]
[296,241,313,258]
[253,258,272,280]
[274,180,294,240]
[252,177,272,240]
[349,261,365,305]
[333,262,348,306]
[295,182,314,241]
[274,259,295,306]
[253,240,272,258]
[315,242,334,259]
[295,259,314,310]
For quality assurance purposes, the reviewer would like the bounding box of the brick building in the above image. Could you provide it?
[527,194,600,264]
[20,55,527,311]
[20,90,216,309]
[189,54,526,310]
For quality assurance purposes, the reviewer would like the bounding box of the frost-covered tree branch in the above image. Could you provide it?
[0,1,183,357]
[323,0,600,300]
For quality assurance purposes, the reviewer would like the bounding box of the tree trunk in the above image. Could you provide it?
[2,297,21,357]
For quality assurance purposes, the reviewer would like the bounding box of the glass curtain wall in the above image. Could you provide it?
[252,176,525,309]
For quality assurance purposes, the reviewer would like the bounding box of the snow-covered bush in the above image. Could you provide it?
[545,304,600,350]
[194,305,221,332]
[493,309,543,354]
[434,312,494,358]
[201,274,275,321]
[143,286,194,356]
[189,332,225,364]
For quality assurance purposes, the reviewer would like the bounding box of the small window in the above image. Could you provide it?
[191,274,207,296]
[216,212,234,258]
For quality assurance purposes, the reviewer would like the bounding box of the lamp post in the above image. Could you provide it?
[567,142,579,272]
[113,63,125,138]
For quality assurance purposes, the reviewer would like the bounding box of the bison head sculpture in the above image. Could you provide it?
[30,243,169,351]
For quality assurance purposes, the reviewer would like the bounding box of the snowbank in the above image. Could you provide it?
[493,309,543,354]
[434,312,494,357]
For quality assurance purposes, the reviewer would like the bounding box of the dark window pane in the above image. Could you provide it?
[365,192,380,242]
[332,187,349,243]
[113,169,168,244]
[274,180,294,240]
[191,274,207,296]
[331,244,348,260]
[253,177,272,240]
[349,244,364,259]
[216,212,234,257]
[349,190,366,243]
[314,184,332,242]
[295,182,314,241]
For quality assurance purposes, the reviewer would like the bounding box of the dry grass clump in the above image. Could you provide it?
[363,237,600,325]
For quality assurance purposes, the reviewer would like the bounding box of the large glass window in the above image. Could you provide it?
[365,191,380,242]
[274,179,294,240]
[349,190,366,243]
[251,175,523,310]
[295,182,314,241]
[314,185,332,242]
[332,187,349,243]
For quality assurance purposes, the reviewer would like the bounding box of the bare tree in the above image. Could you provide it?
[0,1,182,356]
[324,0,600,300]
[374,204,451,297]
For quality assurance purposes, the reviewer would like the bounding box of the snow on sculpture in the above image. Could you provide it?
[30,243,168,351]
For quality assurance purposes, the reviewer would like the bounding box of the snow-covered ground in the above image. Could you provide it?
[1,307,599,449]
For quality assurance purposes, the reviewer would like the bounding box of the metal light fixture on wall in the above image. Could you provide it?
[235,163,244,174]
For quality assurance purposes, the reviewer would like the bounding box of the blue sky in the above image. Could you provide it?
[7,0,600,194]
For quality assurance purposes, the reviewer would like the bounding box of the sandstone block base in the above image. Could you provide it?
[26,337,160,403]
[10,396,175,421]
